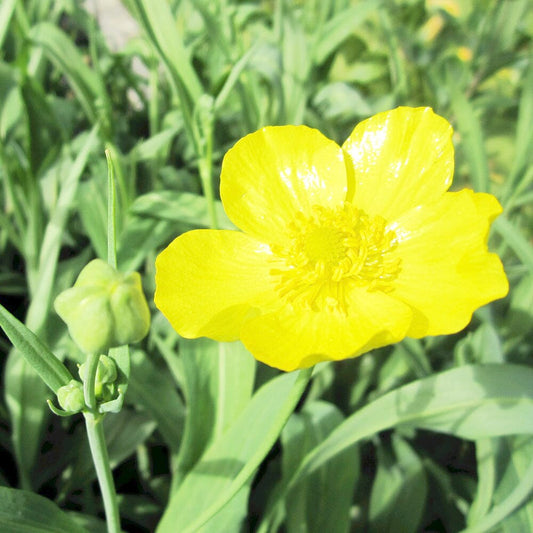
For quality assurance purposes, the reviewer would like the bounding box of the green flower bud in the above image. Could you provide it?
[95,354,117,383]
[54,259,150,354]
[79,355,118,400]
[57,380,85,413]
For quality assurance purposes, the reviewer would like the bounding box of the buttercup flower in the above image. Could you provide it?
[155,107,508,371]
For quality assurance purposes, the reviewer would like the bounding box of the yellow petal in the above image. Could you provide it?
[342,107,454,220]
[154,230,278,341]
[240,289,412,372]
[389,190,509,337]
[220,126,350,245]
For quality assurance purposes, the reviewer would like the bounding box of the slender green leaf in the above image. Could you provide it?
[494,436,533,532]
[379,8,408,101]
[127,0,202,102]
[105,149,118,269]
[0,63,22,144]
[174,339,255,481]
[368,435,427,533]
[133,126,181,161]
[312,1,381,65]
[467,439,502,526]
[20,76,63,174]
[460,439,533,533]
[0,486,87,533]
[0,304,72,393]
[280,12,309,124]
[295,364,533,484]
[508,48,533,194]
[127,349,184,453]
[507,273,533,336]
[26,127,100,337]
[130,190,234,229]
[117,216,176,272]
[157,368,313,533]
[214,45,258,112]
[282,401,359,533]
[0,0,17,51]
[495,217,533,274]
[29,22,103,123]
[4,127,99,488]
[451,92,490,192]
[77,179,108,260]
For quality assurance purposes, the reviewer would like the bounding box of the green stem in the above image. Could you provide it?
[105,149,118,269]
[83,352,99,411]
[83,353,121,533]
[199,140,218,230]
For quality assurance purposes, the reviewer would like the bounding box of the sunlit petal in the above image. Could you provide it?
[221,125,350,245]
[342,107,454,220]
[389,190,508,337]
[155,230,278,341]
[241,289,412,372]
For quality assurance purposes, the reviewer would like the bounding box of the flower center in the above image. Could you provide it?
[270,203,401,313]
[303,226,345,265]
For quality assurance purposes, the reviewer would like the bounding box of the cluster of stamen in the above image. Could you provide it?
[270,203,401,313]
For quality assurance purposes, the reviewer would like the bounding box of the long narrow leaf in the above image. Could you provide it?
[25,126,100,335]
[0,486,87,533]
[157,368,313,532]
[450,90,490,192]
[0,0,17,51]
[294,364,533,484]
[0,304,72,393]
[312,1,382,65]
[29,22,103,123]
[127,0,202,103]
[495,217,533,274]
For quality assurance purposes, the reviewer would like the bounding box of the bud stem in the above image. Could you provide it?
[83,352,121,533]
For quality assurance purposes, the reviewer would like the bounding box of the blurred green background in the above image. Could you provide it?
[1,0,532,531]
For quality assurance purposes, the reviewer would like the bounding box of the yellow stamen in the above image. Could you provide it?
[270,203,401,313]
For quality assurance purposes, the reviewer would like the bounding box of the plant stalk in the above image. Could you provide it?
[83,352,121,533]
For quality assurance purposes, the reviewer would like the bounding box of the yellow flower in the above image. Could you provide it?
[155,107,508,372]
[456,46,473,62]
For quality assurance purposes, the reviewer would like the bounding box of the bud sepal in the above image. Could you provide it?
[50,379,85,416]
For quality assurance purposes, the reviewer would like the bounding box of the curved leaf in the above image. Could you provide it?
[295,364,533,483]
[0,486,87,533]
[0,304,72,393]
[157,368,313,533]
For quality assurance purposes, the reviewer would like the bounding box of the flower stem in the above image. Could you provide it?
[83,353,121,533]
[199,132,218,230]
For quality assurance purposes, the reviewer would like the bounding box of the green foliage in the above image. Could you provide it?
[0,486,87,533]
[0,0,532,531]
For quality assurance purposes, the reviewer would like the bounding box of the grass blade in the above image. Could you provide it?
[0,304,72,394]
[29,22,104,124]
[294,364,533,483]
[0,486,87,533]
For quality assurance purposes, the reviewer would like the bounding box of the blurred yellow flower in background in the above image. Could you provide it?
[155,107,508,371]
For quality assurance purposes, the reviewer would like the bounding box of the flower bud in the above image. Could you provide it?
[54,259,150,354]
[95,354,118,383]
[79,354,119,399]
[57,380,85,413]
